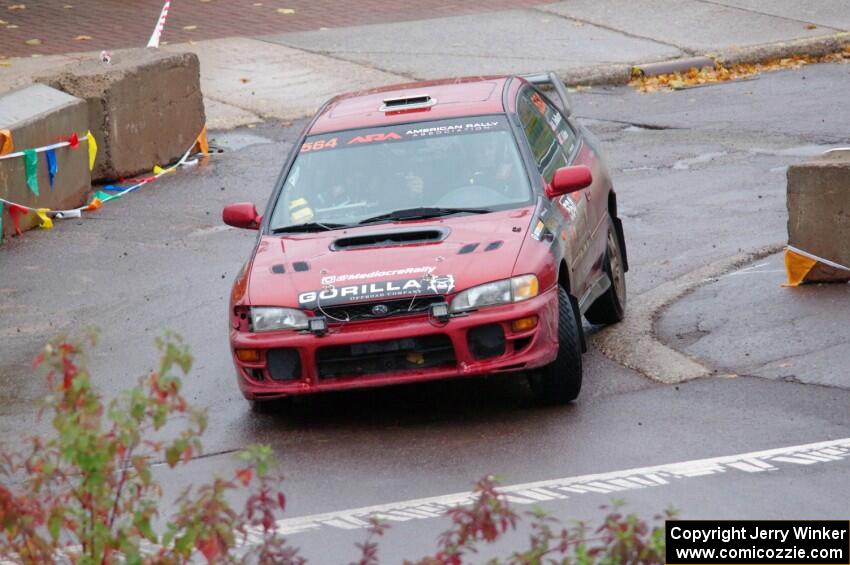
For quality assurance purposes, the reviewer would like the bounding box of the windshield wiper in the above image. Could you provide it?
[358,207,491,225]
[271,221,352,233]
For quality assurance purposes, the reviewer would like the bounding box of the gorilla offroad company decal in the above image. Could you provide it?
[298,274,455,308]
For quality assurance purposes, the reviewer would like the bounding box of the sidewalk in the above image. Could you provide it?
[1,0,849,129]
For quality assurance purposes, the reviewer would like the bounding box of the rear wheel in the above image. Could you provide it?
[529,286,583,404]
[585,217,626,325]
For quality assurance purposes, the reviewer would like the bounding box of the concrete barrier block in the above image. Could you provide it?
[787,150,850,274]
[39,49,205,182]
[0,84,90,238]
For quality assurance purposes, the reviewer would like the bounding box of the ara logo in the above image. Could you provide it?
[347,132,402,145]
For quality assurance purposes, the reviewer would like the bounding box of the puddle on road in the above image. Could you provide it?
[672,151,728,170]
[209,131,274,152]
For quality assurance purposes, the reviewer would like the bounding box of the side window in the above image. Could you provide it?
[517,88,578,182]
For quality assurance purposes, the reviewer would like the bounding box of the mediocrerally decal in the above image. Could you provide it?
[298,275,455,308]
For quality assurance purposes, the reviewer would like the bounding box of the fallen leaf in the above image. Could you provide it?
[629,48,850,93]
[240,77,250,83]
[64,4,73,8]
[805,23,817,29]
[0,18,6,24]
[6,24,18,28]
[276,7,295,14]
[0,60,10,67]
[24,38,41,46]
[74,35,91,41]
[183,25,197,30]
[7,4,25,11]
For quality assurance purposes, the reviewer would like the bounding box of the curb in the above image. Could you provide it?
[590,244,784,384]
[560,31,850,87]
[710,32,850,66]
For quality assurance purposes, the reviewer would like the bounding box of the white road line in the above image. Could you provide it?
[274,437,850,536]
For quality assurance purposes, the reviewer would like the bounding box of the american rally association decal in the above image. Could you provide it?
[298,274,455,308]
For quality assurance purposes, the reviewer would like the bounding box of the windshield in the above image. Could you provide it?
[268,115,532,231]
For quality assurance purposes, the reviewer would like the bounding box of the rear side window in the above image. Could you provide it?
[517,88,577,182]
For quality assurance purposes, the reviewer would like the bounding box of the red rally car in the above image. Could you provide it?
[223,71,628,409]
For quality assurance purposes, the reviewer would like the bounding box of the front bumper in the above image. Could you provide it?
[230,286,559,400]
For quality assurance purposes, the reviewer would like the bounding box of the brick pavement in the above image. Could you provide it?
[0,0,547,58]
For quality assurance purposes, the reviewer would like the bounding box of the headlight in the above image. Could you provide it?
[250,307,309,332]
[450,275,539,313]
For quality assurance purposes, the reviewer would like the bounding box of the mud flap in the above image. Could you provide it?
[613,215,628,272]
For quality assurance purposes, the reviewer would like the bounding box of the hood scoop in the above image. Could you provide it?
[331,227,448,251]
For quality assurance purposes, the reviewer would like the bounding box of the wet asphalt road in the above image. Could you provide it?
[2,63,850,561]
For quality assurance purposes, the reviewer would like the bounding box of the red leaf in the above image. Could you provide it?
[198,536,221,562]
[236,468,252,486]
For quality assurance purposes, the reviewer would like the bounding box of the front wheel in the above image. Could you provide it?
[528,286,583,404]
[585,217,626,325]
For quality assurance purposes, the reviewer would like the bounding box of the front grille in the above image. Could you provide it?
[316,334,456,380]
[313,296,445,323]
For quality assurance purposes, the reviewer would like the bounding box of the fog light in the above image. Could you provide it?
[235,348,260,362]
[511,316,538,332]
[430,302,450,322]
[309,316,328,335]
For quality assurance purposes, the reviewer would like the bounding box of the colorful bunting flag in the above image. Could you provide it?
[23,149,39,196]
[86,130,97,170]
[45,148,57,189]
[8,203,25,236]
[0,129,12,156]
[92,190,119,201]
[85,197,103,211]
[784,246,850,286]
[1,124,206,238]
[196,127,209,157]
[36,208,53,229]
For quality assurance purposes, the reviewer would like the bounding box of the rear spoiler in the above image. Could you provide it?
[520,71,573,117]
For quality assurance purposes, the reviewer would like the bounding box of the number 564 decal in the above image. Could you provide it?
[300,138,338,152]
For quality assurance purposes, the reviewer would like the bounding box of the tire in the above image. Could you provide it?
[585,216,626,325]
[528,286,583,404]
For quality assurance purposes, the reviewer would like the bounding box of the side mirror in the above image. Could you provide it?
[545,165,593,199]
[223,202,262,230]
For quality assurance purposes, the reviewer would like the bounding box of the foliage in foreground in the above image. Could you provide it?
[0,333,671,563]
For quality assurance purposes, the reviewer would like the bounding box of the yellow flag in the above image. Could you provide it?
[86,130,97,170]
[153,165,175,175]
[36,208,53,229]
[196,126,209,157]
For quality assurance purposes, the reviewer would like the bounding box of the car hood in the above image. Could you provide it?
[247,207,535,308]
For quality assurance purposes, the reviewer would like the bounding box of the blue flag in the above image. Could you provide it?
[45,148,57,189]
